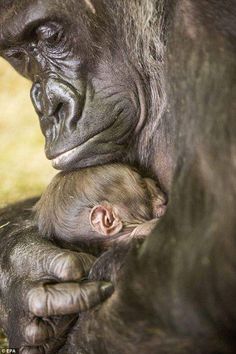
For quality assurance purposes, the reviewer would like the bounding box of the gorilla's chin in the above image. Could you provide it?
[50,136,126,171]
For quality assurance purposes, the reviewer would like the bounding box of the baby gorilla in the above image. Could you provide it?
[33,165,166,353]
[34,164,166,255]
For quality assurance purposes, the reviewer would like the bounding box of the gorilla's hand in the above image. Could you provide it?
[0,225,113,354]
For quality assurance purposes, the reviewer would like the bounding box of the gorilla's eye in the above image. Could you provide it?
[5,50,25,62]
[36,23,63,47]
[47,31,62,45]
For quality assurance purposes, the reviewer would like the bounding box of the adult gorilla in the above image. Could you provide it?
[0,0,236,353]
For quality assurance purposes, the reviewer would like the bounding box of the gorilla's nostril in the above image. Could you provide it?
[54,102,64,124]
[68,115,79,131]
[31,82,43,114]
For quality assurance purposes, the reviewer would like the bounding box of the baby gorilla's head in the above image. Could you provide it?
[34,164,166,247]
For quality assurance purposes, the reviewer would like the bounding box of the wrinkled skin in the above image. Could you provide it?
[0,0,236,353]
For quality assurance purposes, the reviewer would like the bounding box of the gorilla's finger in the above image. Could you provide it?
[20,347,45,354]
[21,339,66,354]
[45,251,96,281]
[28,281,114,316]
[24,315,77,346]
[24,318,54,345]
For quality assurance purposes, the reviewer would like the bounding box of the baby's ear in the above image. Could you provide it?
[144,178,167,218]
[89,202,123,236]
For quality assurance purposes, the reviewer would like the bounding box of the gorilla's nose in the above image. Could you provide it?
[30,78,83,132]
[31,81,43,114]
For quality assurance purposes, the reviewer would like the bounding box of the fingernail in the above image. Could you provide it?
[100,282,114,298]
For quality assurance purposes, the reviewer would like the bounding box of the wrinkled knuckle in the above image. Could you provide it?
[59,253,83,280]
[24,322,41,345]
[65,252,82,267]
[28,287,46,316]
[24,319,53,345]
[30,299,46,317]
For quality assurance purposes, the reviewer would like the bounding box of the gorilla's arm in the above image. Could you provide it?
[0,198,113,353]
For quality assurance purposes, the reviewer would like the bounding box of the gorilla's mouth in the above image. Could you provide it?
[51,141,123,170]
[50,125,124,170]
[51,145,81,168]
[50,121,116,169]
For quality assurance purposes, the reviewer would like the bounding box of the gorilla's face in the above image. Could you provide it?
[0,0,146,170]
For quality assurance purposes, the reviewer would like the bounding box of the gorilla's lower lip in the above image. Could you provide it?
[51,145,81,168]
[51,145,123,170]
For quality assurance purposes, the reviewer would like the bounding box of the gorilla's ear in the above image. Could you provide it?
[90,202,123,236]
[144,178,167,218]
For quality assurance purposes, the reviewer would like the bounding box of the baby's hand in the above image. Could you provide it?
[130,219,159,237]
[144,177,167,218]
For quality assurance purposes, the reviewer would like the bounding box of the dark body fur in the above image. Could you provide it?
[61,1,236,353]
[0,0,235,353]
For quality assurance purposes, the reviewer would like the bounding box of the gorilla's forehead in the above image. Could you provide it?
[0,0,48,48]
[0,0,96,33]
[0,0,95,49]
[0,0,95,13]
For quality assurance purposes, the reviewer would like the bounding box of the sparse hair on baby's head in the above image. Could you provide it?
[34,164,166,241]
